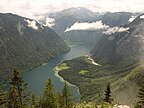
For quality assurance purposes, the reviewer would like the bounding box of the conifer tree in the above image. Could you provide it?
[61,82,74,108]
[31,94,41,108]
[57,92,64,108]
[41,78,58,108]
[103,83,113,104]
[31,94,37,107]
[137,82,144,107]
[7,69,30,108]
[0,82,7,107]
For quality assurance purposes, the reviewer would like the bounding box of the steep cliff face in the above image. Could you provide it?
[91,14,144,65]
[0,13,70,80]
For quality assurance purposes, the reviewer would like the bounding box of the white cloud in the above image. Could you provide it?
[0,0,144,19]
[32,15,55,28]
[44,17,55,27]
[140,15,144,19]
[129,15,137,22]
[65,21,109,32]
[25,20,38,30]
[65,20,129,35]
[103,27,129,35]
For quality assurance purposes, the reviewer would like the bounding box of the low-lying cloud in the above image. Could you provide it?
[129,15,137,22]
[25,20,38,30]
[65,21,109,32]
[32,15,55,28]
[103,27,129,35]
[140,15,144,19]
[65,21,129,35]
[44,17,55,27]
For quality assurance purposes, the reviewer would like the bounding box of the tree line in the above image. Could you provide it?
[0,69,144,108]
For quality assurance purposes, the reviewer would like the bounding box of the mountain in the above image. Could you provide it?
[49,7,96,20]
[0,13,70,80]
[91,14,144,65]
[47,8,140,45]
[48,7,99,45]
[56,14,144,107]
[101,12,137,27]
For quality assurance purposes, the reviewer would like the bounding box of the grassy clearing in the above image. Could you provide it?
[79,70,89,74]
[56,63,70,71]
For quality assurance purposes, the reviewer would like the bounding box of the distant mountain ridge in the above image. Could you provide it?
[0,13,70,80]
[46,7,140,45]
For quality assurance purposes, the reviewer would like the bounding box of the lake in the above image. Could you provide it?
[24,44,91,102]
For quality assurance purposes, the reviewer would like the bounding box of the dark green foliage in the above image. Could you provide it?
[0,82,7,107]
[137,79,144,107]
[41,78,59,108]
[57,56,144,106]
[31,94,40,108]
[57,92,64,108]
[0,13,70,81]
[61,82,74,108]
[134,103,142,108]
[103,83,113,104]
[7,69,30,108]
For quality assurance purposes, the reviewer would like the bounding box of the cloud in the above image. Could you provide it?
[33,15,55,28]
[129,15,137,22]
[25,20,38,29]
[65,20,129,35]
[140,15,144,19]
[65,21,109,32]
[103,27,129,35]
[0,0,144,19]
[44,17,55,27]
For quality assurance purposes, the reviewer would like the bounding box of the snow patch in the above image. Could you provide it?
[25,19,38,30]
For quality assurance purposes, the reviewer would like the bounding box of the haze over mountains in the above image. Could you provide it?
[38,7,140,45]
[0,6,144,107]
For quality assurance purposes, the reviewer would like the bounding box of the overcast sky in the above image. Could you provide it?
[0,0,144,18]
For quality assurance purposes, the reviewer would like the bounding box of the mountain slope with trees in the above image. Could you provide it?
[0,13,70,80]
[56,14,144,107]
[1,69,140,108]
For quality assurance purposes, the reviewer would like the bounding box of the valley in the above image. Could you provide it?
[0,4,144,107]
[55,14,144,107]
[24,44,92,102]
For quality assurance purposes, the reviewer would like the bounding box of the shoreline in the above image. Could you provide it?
[54,67,81,101]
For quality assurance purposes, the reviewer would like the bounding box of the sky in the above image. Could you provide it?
[0,0,144,18]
